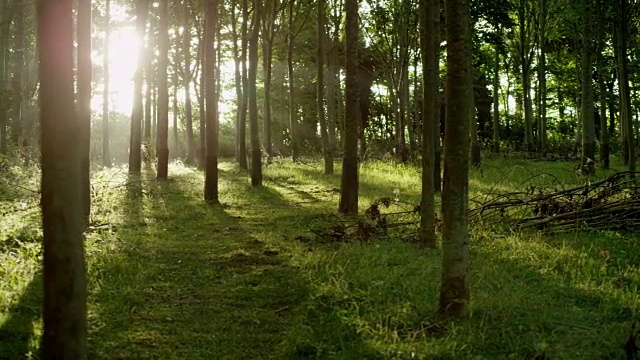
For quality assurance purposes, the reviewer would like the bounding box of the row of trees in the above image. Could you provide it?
[33,0,478,355]
[5,0,640,173]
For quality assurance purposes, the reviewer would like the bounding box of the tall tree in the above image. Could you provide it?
[157,0,169,179]
[318,0,333,174]
[10,0,24,147]
[249,0,262,185]
[596,0,608,167]
[537,0,548,153]
[102,0,111,166]
[580,0,595,169]
[128,0,149,174]
[38,0,87,354]
[440,0,471,318]
[419,0,437,247]
[204,0,219,201]
[338,0,359,215]
[615,0,635,171]
[77,0,91,222]
[288,0,299,161]
[0,0,12,154]
[517,0,535,151]
[492,33,500,153]
[183,0,196,165]
[238,0,249,168]
[230,0,247,168]
[261,0,282,159]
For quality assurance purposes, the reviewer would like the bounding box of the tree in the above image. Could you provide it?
[204,0,219,201]
[596,0,608,167]
[230,0,247,168]
[419,0,437,247]
[338,0,359,215]
[288,0,299,161]
[77,0,91,222]
[614,0,635,171]
[580,0,595,170]
[102,0,111,167]
[38,0,87,354]
[318,0,333,174]
[10,0,24,147]
[157,0,169,179]
[128,0,149,174]
[249,0,262,186]
[440,0,471,318]
[183,0,196,165]
[0,0,12,154]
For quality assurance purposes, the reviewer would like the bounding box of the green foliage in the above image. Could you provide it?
[1,158,639,358]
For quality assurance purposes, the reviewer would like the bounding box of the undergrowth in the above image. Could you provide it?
[0,157,638,359]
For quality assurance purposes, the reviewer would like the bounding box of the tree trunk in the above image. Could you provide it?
[10,0,24,147]
[231,0,244,165]
[183,0,196,165]
[434,0,441,193]
[172,81,179,158]
[144,9,155,150]
[318,0,332,174]
[102,0,111,166]
[198,33,206,168]
[157,0,169,179]
[440,0,471,318]
[581,0,595,170]
[128,0,148,174]
[338,0,359,215]
[239,0,249,168]
[419,0,437,248]
[537,0,547,154]
[492,40,500,153]
[616,0,635,171]
[0,0,12,154]
[470,65,480,166]
[38,0,87,354]
[288,0,299,161]
[596,0,608,168]
[204,0,219,201]
[77,0,91,222]
[248,0,262,185]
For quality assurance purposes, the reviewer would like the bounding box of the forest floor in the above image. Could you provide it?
[1,157,639,359]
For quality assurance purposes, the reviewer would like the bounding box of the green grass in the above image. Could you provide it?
[1,157,639,359]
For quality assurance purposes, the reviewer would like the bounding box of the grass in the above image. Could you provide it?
[1,156,639,359]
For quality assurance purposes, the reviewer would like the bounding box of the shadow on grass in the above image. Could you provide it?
[0,273,41,359]
[86,168,379,358]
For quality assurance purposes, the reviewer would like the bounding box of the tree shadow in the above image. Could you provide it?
[0,273,42,359]
[86,169,380,358]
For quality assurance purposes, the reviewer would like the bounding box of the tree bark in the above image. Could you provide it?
[492,39,500,153]
[434,0,441,192]
[38,0,87,354]
[183,0,196,165]
[249,0,262,185]
[288,0,299,161]
[157,0,169,179]
[77,0,92,222]
[238,0,249,168]
[440,0,471,318]
[204,0,219,201]
[128,0,148,174]
[537,0,547,154]
[0,0,12,154]
[338,0,359,215]
[581,0,595,170]
[419,0,437,248]
[102,0,111,166]
[615,0,635,171]
[318,0,332,174]
[10,0,24,147]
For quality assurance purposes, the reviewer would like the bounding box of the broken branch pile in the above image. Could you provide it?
[470,171,640,233]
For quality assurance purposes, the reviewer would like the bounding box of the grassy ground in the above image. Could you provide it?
[1,157,639,359]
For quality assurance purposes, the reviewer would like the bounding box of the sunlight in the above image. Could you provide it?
[91,24,141,116]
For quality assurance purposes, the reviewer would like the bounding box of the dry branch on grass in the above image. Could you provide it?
[470,171,640,233]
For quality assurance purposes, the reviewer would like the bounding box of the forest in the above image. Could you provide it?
[2,0,640,357]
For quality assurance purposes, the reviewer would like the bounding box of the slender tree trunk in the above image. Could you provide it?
[440,0,471,318]
[198,34,206,168]
[492,40,500,153]
[128,0,148,174]
[616,0,635,171]
[326,32,338,163]
[78,0,92,223]
[102,0,111,166]
[419,0,437,248]
[183,0,196,165]
[249,0,262,185]
[538,0,547,154]
[204,0,219,201]
[470,65,480,166]
[172,81,179,158]
[11,0,24,147]
[581,0,595,169]
[288,0,299,161]
[0,0,12,154]
[596,0,608,167]
[434,1,441,192]
[38,0,87,354]
[230,0,245,166]
[238,0,249,168]
[338,0,359,215]
[318,0,332,174]
[157,0,169,179]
